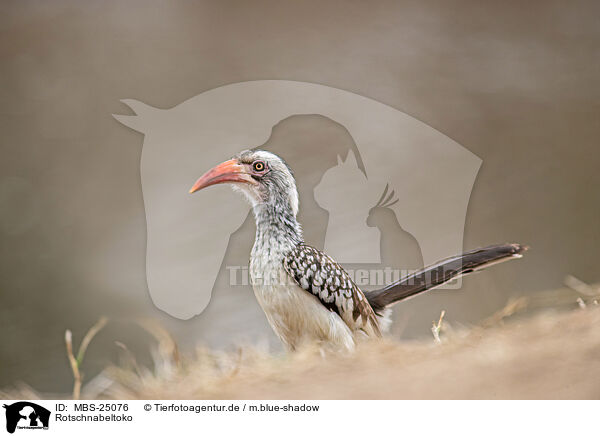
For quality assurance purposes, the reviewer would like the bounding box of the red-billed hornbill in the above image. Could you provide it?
[190,150,526,351]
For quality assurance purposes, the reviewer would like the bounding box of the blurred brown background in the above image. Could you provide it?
[1,0,599,394]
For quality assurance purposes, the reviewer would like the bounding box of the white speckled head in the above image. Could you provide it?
[232,149,299,216]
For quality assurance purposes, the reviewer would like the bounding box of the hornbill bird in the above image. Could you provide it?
[190,150,526,351]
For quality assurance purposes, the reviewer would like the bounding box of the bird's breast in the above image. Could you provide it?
[249,252,354,350]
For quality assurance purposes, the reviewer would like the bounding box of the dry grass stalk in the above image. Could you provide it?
[431,310,446,343]
[137,319,181,374]
[480,297,528,328]
[564,275,600,297]
[64,317,108,400]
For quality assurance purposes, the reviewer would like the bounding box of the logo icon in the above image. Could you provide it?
[3,402,50,434]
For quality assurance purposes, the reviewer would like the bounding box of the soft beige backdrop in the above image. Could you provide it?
[1,0,598,393]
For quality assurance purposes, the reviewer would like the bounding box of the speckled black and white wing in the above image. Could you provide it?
[283,243,381,337]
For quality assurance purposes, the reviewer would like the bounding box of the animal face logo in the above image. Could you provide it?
[114,80,481,320]
[3,402,50,433]
[314,150,381,264]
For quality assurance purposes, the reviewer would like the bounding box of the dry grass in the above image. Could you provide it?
[3,282,600,400]
[98,307,600,400]
[64,316,108,400]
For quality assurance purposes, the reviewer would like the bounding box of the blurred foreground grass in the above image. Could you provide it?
[2,280,600,400]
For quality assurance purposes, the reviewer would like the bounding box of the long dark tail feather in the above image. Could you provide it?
[364,243,528,314]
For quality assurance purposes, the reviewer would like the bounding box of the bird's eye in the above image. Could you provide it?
[253,161,265,172]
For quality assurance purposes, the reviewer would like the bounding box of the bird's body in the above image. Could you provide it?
[252,239,382,351]
[190,150,526,351]
[245,165,379,351]
[248,208,342,350]
[251,258,358,351]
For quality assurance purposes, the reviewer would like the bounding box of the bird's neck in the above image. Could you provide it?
[251,199,303,261]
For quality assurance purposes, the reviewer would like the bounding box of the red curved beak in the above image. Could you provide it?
[189,159,256,194]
